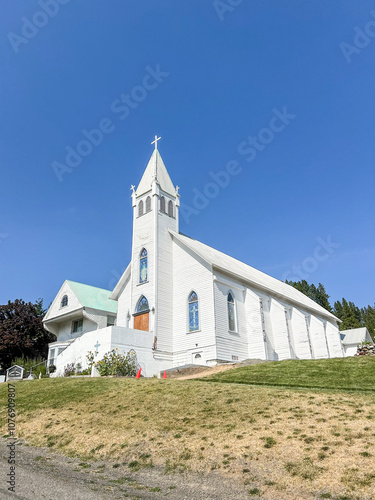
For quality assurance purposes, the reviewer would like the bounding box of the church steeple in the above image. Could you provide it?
[135,148,176,198]
[128,140,179,351]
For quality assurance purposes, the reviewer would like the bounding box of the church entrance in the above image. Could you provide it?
[134,312,149,332]
[134,296,150,332]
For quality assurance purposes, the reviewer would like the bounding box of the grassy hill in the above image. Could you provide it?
[1,357,375,499]
[204,356,375,391]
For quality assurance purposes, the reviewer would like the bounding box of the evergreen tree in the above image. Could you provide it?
[285,280,332,313]
[333,298,362,331]
[361,304,375,339]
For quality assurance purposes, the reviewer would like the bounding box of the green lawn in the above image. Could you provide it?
[204,356,375,391]
[2,363,375,499]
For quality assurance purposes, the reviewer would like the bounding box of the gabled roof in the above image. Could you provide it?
[170,231,339,322]
[136,149,176,197]
[66,280,117,313]
[109,263,131,300]
[340,327,371,345]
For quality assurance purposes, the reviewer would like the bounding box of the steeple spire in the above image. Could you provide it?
[135,144,176,198]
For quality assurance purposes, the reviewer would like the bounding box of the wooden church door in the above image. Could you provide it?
[134,312,149,332]
[134,296,150,332]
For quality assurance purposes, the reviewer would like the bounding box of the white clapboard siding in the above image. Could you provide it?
[289,308,313,359]
[171,238,216,364]
[116,276,131,327]
[84,308,108,330]
[325,321,345,358]
[214,278,249,362]
[256,294,277,361]
[309,316,329,358]
[269,298,292,361]
[156,204,178,352]
[44,281,82,321]
[244,288,267,359]
[173,345,217,367]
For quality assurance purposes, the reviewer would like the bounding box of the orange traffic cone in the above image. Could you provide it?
[163,370,167,379]
[135,368,142,379]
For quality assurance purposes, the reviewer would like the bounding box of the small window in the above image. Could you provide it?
[145,196,151,213]
[188,291,199,332]
[107,315,116,327]
[49,349,55,366]
[168,200,173,217]
[72,319,83,334]
[138,200,144,217]
[61,295,68,308]
[228,292,237,332]
[137,296,149,313]
[140,248,148,283]
[160,196,165,213]
[57,347,65,355]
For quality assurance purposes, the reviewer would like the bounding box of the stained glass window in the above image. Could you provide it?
[160,196,165,213]
[61,295,68,307]
[140,248,147,283]
[168,200,173,217]
[188,291,199,332]
[138,200,144,217]
[228,292,236,331]
[137,296,149,313]
[146,196,151,213]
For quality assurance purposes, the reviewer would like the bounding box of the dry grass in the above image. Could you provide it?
[1,377,375,499]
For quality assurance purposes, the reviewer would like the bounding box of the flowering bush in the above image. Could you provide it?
[95,349,137,377]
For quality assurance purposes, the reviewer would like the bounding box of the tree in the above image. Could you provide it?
[0,299,55,369]
[333,298,362,331]
[361,304,375,339]
[285,280,332,313]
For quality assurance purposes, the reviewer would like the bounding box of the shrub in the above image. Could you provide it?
[95,349,137,377]
[11,356,45,373]
[64,363,76,377]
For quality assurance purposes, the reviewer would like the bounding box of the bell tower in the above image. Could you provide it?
[129,137,179,356]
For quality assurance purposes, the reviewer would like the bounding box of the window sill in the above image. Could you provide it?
[229,330,239,335]
[187,330,201,334]
[137,281,149,286]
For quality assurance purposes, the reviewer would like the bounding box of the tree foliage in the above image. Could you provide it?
[285,280,332,312]
[0,299,55,369]
[286,279,375,340]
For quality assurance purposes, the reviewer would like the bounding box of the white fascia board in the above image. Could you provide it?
[109,262,131,300]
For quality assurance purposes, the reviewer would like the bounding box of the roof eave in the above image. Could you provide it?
[110,263,131,300]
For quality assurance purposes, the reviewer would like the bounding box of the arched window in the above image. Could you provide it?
[228,292,237,332]
[61,295,68,307]
[160,196,165,213]
[138,200,144,217]
[137,295,149,313]
[188,291,199,332]
[145,196,151,213]
[168,200,173,217]
[140,248,148,283]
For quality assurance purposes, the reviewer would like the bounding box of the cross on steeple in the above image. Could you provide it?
[151,135,161,150]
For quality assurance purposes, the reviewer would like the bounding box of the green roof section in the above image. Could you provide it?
[67,280,117,314]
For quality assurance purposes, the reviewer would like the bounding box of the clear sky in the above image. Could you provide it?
[0,0,374,309]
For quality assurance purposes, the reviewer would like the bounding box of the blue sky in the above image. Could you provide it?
[0,0,374,309]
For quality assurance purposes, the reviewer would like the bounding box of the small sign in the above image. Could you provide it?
[231,355,239,361]
[6,365,24,381]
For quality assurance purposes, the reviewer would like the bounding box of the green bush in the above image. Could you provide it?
[11,356,45,372]
[34,363,48,378]
[95,349,137,377]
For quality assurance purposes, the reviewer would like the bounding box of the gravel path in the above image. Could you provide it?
[0,439,256,500]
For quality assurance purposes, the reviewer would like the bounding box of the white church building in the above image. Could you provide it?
[44,141,344,377]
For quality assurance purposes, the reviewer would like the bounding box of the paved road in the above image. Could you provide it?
[0,439,255,500]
